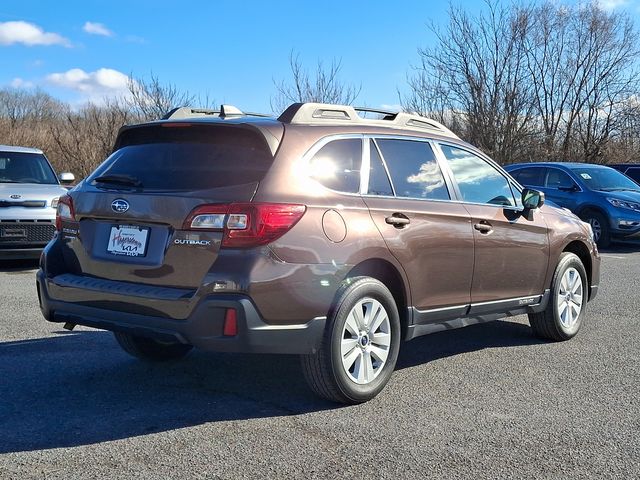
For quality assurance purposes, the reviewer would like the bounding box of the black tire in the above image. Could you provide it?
[528,252,588,341]
[114,332,193,361]
[300,276,401,404]
[581,210,610,248]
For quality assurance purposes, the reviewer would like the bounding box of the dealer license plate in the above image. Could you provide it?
[107,225,149,257]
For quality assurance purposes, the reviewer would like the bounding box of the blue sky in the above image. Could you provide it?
[1,0,638,114]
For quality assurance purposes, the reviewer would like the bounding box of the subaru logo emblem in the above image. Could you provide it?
[10,194,21,199]
[111,199,129,213]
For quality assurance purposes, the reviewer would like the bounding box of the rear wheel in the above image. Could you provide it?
[114,332,193,361]
[582,210,610,248]
[301,277,401,404]
[528,252,587,341]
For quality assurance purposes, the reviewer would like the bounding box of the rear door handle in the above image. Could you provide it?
[474,221,493,234]
[385,213,410,228]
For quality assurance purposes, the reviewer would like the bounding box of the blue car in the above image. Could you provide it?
[505,162,640,247]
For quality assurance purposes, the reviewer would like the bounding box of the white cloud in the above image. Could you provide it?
[598,0,629,10]
[46,68,130,103]
[0,21,70,47]
[10,78,35,88]
[83,21,113,37]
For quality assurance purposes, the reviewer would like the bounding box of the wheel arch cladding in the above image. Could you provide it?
[346,259,409,337]
[563,241,592,297]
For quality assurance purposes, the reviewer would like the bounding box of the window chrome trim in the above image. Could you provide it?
[414,293,544,315]
[370,138,396,196]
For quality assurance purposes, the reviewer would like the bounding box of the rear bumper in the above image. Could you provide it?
[36,270,326,354]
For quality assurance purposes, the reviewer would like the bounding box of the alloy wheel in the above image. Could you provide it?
[557,267,583,329]
[340,298,391,385]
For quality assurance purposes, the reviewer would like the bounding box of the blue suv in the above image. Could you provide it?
[505,162,640,247]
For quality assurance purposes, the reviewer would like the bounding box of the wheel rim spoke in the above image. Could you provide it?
[342,343,360,372]
[352,304,365,330]
[362,350,374,383]
[372,331,391,347]
[370,344,389,364]
[345,313,360,337]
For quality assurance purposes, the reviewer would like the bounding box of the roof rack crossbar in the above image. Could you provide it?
[162,105,271,120]
[277,103,459,139]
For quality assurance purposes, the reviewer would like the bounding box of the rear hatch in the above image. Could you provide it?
[60,121,281,289]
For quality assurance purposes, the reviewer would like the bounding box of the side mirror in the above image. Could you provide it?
[522,188,545,210]
[59,172,75,185]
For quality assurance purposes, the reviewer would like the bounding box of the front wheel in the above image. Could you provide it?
[582,210,610,248]
[528,252,587,341]
[301,277,401,404]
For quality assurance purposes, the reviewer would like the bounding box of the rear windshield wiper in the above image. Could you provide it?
[93,174,143,188]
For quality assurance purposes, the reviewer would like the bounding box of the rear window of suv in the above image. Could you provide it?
[88,124,274,191]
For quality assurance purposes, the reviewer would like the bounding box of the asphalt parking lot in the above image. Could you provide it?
[0,249,638,480]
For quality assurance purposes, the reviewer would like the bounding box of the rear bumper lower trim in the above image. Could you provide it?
[37,270,326,354]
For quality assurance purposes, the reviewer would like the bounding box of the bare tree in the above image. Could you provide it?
[523,1,639,162]
[126,73,197,120]
[271,52,361,113]
[403,1,536,164]
[49,98,138,177]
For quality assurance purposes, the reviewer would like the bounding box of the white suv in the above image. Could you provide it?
[0,145,74,259]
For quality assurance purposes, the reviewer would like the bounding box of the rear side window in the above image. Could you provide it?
[88,124,274,191]
[511,167,545,187]
[376,139,449,200]
[309,139,362,193]
[440,144,515,206]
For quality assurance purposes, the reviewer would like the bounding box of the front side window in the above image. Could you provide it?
[376,139,449,200]
[309,138,362,194]
[545,168,575,189]
[440,144,515,206]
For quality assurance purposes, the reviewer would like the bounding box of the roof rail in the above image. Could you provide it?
[277,102,459,139]
[162,105,271,120]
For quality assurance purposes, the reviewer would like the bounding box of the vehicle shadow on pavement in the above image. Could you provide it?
[0,259,39,273]
[0,318,541,453]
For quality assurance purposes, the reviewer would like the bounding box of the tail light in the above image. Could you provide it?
[55,195,76,231]
[183,202,306,248]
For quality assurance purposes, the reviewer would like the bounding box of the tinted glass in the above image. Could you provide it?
[0,152,58,185]
[512,167,545,187]
[309,139,362,193]
[367,140,393,196]
[625,167,640,183]
[569,166,640,192]
[545,169,575,189]
[376,139,449,200]
[88,125,274,191]
[440,145,515,206]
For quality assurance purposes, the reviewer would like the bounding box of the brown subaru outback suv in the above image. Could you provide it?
[37,103,600,404]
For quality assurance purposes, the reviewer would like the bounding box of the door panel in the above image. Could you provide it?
[365,197,474,310]
[437,143,550,304]
[463,204,550,304]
